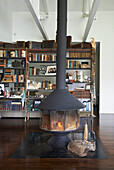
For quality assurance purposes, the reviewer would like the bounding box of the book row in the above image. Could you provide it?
[29,67,40,76]
[69,52,91,58]
[28,53,56,62]
[12,75,25,83]
[66,60,81,68]
[0,50,26,58]
[0,101,24,111]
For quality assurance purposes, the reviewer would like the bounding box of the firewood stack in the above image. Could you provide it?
[67,140,96,157]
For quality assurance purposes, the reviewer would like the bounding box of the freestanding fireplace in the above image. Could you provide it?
[38,0,84,148]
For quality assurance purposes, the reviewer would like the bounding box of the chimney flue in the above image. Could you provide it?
[56,0,67,89]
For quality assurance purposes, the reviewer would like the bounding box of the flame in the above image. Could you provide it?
[68,123,70,127]
[51,121,63,129]
[58,122,62,128]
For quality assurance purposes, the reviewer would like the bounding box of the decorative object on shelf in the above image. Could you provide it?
[45,65,56,75]
[85,84,90,90]
[27,80,38,89]
[39,65,47,75]
[12,60,22,67]
[42,40,56,48]
[0,84,4,98]
[4,42,17,48]
[17,41,25,48]
[66,36,72,48]
[20,87,25,108]
[26,41,42,49]
[84,116,89,140]
[0,42,5,48]
[90,37,96,51]
[81,62,90,68]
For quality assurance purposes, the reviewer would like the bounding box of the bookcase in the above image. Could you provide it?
[25,49,57,121]
[0,45,95,120]
[0,48,27,114]
[66,48,95,116]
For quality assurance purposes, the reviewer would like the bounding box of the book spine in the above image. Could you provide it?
[69,60,71,68]
[37,54,40,61]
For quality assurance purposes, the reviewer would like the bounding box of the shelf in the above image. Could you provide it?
[27,48,57,53]
[29,75,56,77]
[66,68,91,70]
[67,49,91,52]
[0,48,92,53]
[28,61,56,63]
[0,57,26,59]
[0,82,25,84]
[2,67,25,70]
[0,98,22,100]
[26,48,92,53]
[26,98,44,100]
[0,110,25,112]
[27,89,54,92]
[66,57,91,60]
[0,48,26,51]
[66,81,91,84]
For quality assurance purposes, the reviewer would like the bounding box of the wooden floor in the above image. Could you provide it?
[0,114,114,170]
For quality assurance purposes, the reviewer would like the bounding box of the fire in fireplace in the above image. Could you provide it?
[41,110,80,132]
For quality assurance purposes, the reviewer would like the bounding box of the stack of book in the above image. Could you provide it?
[2,69,13,82]
[66,60,80,68]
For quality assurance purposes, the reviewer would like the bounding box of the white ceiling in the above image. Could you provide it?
[1,0,114,12]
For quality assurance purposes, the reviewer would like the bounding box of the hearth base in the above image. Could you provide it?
[11,131,107,159]
[47,133,70,148]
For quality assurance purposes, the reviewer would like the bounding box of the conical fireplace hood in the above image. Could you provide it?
[38,0,84,111]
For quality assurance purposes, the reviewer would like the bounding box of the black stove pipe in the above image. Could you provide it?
[56,0,67,89]
[38,0,85,111]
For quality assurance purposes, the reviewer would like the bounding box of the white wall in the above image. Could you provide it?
[0,0,12,42]
[1,6,114,114]
[87,11,114,113]
[12,11,57,41]
[12,11,43,41]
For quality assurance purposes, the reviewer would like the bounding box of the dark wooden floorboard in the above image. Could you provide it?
[0,114,114,169]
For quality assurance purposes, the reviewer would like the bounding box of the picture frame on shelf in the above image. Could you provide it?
[45,65,56,75]
[85,84,90,90]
